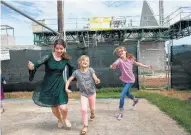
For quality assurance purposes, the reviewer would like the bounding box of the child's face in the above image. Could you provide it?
[117,48,126,58]
[54,44,65,56]
[80,57,89,68]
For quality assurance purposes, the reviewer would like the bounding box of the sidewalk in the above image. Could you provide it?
[1,99,189,135]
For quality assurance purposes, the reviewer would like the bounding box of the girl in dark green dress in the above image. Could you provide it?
[28,39,75,128]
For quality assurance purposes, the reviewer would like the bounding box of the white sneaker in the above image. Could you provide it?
[0,108,4,113]
[115,113,120,118]
[117,113,123,120]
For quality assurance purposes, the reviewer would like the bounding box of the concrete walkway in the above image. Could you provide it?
[1,99,189,135]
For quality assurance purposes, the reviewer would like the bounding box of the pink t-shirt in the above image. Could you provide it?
[114,58,135,83]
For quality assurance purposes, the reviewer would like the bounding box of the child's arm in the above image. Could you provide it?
[65,76,75,93]
[67,60,76,77]
[2,75,6,84]
[28,55,50,70]
[28,55,50,81]
[110,59,120,69]
[89,68,100,84]
[134,61,152,69]
[92,73,100,84]
[3,80,6,84]
[110,63,117,69]
[28,61,35,70]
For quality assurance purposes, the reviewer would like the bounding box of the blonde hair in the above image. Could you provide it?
[78,55,89,67]
[113,46,136,60]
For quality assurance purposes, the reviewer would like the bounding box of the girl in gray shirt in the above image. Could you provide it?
[65,55,100,135]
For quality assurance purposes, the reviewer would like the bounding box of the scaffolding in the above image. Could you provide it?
[164,7,191,39]
[32,16,169,46]
[0,25,15,36]
[32,6,191,46]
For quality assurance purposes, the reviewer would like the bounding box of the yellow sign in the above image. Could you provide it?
[89,17,112,30]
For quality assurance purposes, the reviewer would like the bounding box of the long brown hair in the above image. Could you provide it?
[113,46,136,60]
[53,39,71,60]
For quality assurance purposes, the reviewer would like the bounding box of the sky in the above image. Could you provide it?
[1,0,191,45]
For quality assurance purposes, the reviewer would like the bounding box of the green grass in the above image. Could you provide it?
[140,85,168,89]
[97,88,191,134]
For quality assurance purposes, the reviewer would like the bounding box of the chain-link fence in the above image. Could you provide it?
[171,45,191,90]
[1,45,138,92]
[3,43,191,91]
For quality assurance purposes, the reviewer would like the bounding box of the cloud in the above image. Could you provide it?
[1,1,57,45]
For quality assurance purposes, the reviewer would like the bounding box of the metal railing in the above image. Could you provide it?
[32,7,191,33]
[164,7,191,26]
[32,15,163,33]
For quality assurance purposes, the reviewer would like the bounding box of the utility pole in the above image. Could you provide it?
[57,0,63,38]
[159,0,164,26]
[63,1,66,41]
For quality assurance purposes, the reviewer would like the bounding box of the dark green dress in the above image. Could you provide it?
[29,53,75,107]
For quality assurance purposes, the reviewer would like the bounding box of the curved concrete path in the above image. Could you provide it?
[1,99,189,135]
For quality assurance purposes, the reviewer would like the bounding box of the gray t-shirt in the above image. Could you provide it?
[72,68,96,97]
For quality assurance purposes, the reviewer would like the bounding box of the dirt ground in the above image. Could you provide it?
[5,92,81,99]
[147,89,191,101]
[140,75,168,87]
[5,89,191,101]
[141,77,168,86]
[4,74,191,101]
[139,75,191,101]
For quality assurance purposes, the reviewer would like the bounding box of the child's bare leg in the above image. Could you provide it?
[81,95,88,126]
[51,107,63,128]
[88,93,96,120]
[59,105,71,128]
[80,95,88,134]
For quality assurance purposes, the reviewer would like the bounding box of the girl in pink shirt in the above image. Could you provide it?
[110,47,152,120]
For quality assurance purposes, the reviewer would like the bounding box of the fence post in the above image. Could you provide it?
[137,40,141,90]
[167,40,173,90]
